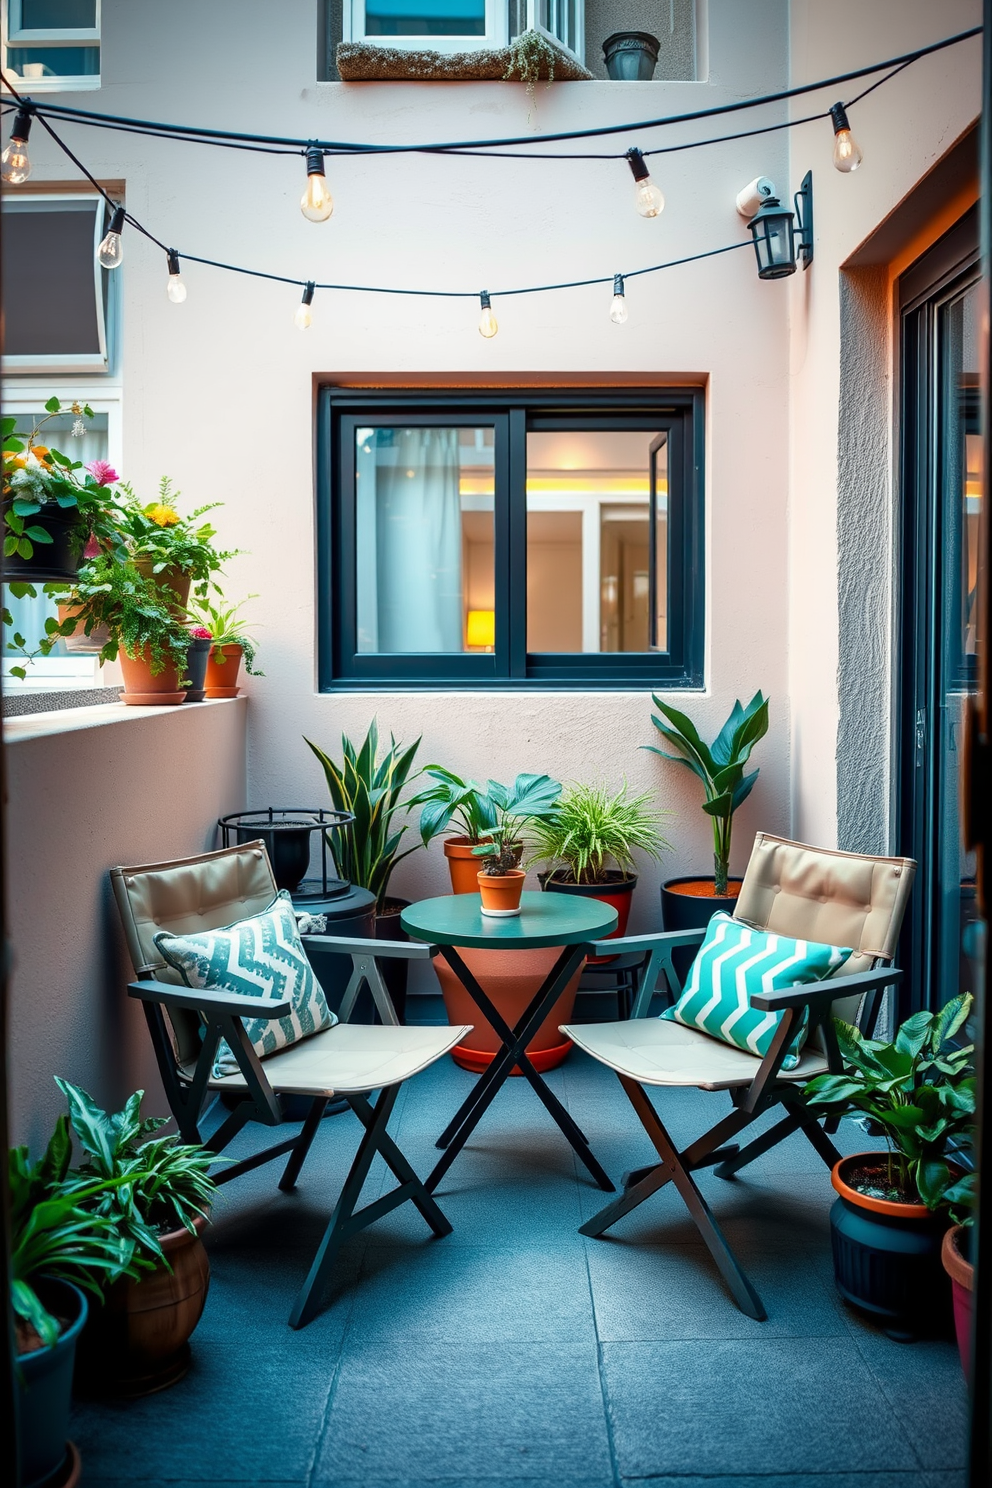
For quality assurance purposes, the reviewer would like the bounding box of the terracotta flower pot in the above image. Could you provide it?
[57,603,112,655]
[118,644,187,706]
[204,642,243,698]
[76,1214,210,1396]
[433,944,583,1073]
[478,868,526,915]
[134,559,192,614]
[941,1224,974,1378]
[543,869,636,964]
[444,835,490,894]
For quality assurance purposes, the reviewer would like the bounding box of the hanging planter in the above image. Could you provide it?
[3,503,86,583]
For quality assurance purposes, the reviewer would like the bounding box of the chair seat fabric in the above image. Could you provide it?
[560,1017,829,1089]
[184,1021,473,1096]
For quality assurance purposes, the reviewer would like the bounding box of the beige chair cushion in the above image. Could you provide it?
[185,1022,473,1097]
[561,1018,828,1091]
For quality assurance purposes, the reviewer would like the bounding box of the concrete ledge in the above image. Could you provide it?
[3,685,122,718]
[4,696,244,744]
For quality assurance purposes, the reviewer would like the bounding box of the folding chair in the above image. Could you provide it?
[560,833,916,1320]
[111,840,471,1328]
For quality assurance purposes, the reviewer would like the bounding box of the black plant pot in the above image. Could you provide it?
[603,31,660,81]
[660,876,743,987]
[3,504,85,583]
[16,1278,87,1488]
[184,636,212,702]
[376,896,411,1023]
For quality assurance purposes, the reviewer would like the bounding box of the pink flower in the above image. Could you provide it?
[85,459,118,486]
[83,531,101,559]
[190,626,212,639]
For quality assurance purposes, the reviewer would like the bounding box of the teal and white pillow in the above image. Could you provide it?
[155,890,336,1076]
[660,912,851,1069]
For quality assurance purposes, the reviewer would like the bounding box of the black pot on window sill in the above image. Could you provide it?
[603,32,660,81]
[3,505,85,583]
[183,636,212,702]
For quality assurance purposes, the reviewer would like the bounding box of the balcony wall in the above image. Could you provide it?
[5,700,247,1148]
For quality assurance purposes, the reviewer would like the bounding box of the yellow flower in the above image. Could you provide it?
[147,504,180,527]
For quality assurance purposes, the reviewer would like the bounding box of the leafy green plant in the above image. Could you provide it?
[305,720,422,909]
[56,1080,217,1269]
[645,692,769,895]
[803,993,976,1211]
[117,476,238,600]
[529,781,671,884]
[504,27,557,107]
[472,774,562,876]
[10,1115,146,1351]
[186,595,263,675]
[408,765,498,847]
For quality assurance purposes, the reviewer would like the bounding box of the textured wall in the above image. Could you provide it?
[5,701,247,1149]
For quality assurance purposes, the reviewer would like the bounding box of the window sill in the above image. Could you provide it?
[4,695,245,744]
[336,40,592,82]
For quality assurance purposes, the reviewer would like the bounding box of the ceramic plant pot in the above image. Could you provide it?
[477,868,526,916]
[375,895,411,1022]
[433,944,583,1073]
[134,559,192,614]
[602,31,660,81]
[16,1277,87,1488]
[2,504,84,583]
[183,635,212,701]
[57,603,112,655]
[941,1224,974,1377]
[829,1154,951,1339]
[543,870,636,963]
[119,644,187,705]
[77,1215,210,1396]
[204,642,243,698]
[444,835,490,894]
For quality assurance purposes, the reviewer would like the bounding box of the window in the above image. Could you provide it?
[1,195,114,374]
[320,389,703,688]
[2,1,100,90]
[344,0,582,60]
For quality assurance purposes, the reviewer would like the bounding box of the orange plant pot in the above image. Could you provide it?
[433,944,583,1073]
[477,868,526,915]
[118,645,187,706]
[204,643,243,698]
[134,560,192,615]
[444,836,490,894]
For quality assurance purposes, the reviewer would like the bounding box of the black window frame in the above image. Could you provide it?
[317,386,704,690]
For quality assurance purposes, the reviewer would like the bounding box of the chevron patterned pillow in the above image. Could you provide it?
[155,890,336,1076]
[660,912,852,1069]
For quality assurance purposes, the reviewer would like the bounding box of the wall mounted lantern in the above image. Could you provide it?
[740,171,814,280]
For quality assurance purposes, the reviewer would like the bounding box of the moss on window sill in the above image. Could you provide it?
[336,38,593,83]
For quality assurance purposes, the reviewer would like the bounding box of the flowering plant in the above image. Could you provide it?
[1,398,126,565]
[187,595,263,675]
[116,477,237,600]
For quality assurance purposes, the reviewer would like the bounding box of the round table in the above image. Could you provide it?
[401,891,618,1194]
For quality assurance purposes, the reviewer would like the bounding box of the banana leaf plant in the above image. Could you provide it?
[803,993,976,1211]
[305,720,421,909]
[472,774,563,875]
[645,691,769,895]
[408,765,499,847]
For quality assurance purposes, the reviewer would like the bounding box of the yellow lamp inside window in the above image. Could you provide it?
[466,609,495,649]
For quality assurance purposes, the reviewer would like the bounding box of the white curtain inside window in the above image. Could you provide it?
[356,427,463,653]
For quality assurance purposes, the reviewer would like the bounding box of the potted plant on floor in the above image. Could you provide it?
[306,721,422,1018]
[409,765,498,893]
[531,780,671,952]
[11,1111,144,1487]
[2,398,126,583]
[57,1078,216,1395]
[645,691,769,932]
[188,595,263,698]
[802,993,975,1339]
[941,1178,977,1377]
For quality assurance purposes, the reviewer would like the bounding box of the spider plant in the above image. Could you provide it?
[530,781,671,885]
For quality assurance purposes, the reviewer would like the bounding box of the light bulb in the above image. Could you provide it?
[300,145,334,222]
[829,102,863,173]
[166,250,186,302]
[609,273,627,325]
[478,291,498,338]
[626,147,664,218]
[97,207,126,270]
[295,281,315,329]
[0,108,33,184]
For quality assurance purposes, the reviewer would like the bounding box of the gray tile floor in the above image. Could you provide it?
[72,1005,969,1488]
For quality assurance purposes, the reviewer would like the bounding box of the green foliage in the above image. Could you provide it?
[803,993,975,1211]
[504,27,557,103]
[56,1079,217,1270]
[645,691,769,895]
[471,774,563,875]
[408,765,499,847]
[529,780,671,884]
[187,595,262,674]
[2,403,125,563]
[305,720,422,908]
[117,476,238,600]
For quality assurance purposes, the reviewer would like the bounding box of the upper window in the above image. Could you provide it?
[1,194,114,374]
[320,390,703,689]
[344,0,582,60]
[2,1,100,90]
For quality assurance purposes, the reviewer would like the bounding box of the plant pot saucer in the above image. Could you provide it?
[43,1440,81,1488]
[480,905,521,918]
[121,691,187,706]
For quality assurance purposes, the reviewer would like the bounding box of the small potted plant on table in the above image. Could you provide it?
[409,765,498,893]
[803,993,975,1340]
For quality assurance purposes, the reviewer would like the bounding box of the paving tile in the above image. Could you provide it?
[852,1333,969,1470]
[630,1477,931,1488]
[601,1337,920,1478]
[924,1473,968,1488]
[313,1340,613,1483]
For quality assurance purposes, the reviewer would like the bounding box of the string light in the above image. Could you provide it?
[478,291,498,338]
[96,206,126,268]
[0,105,32,183]
[626,148,664,218]
[829,102,863,173]
[301,145,333,222]
[166,249,186,302]
[295,281,315,329]
[609,274,628,324]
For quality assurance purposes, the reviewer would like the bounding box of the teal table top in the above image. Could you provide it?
[401,891,617,950]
